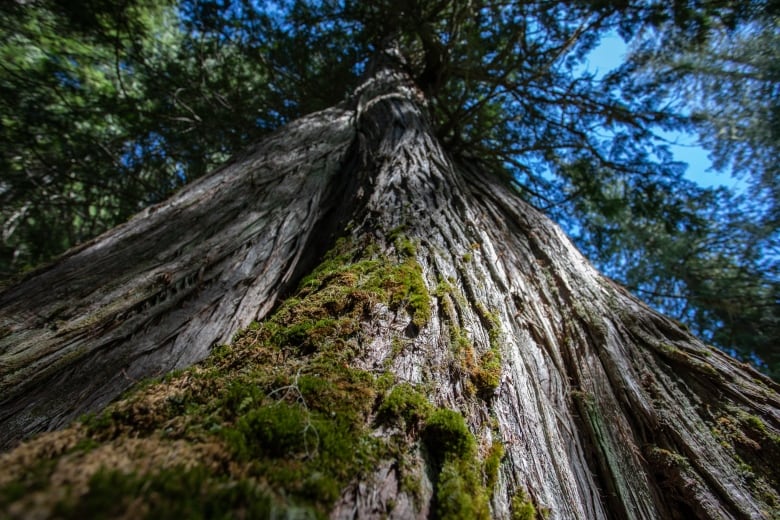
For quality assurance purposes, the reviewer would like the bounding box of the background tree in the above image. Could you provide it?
[0,0,353,277]
[611,1,780,375]
[0,1,778,518]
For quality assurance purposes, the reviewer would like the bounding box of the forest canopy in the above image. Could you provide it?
[0,0,777,376]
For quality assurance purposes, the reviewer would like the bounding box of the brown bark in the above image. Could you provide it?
[1,51,778,519]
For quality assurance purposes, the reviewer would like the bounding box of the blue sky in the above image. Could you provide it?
[585,33,744,192]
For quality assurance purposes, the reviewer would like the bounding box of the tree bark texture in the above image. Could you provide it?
[1,55,778,519]
[0,106,355,448]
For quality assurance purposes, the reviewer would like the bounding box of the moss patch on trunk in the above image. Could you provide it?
[422,409,491,520]
[0,236,440,519]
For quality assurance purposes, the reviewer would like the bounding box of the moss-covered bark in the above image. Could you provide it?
[1,49,778,519]
[0,237,500,518]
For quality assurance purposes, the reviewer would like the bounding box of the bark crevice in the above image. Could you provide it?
[0,51,778,520]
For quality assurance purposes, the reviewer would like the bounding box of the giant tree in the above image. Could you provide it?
[1,1,778,518]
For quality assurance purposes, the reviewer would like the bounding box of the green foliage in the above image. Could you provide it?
[629,7,780,213]
[0,0,355,279]
[571,178,779,376]
[580,4,780,375]
[0,1,176,276]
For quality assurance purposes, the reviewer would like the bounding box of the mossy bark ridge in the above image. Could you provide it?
[1,48,779,518]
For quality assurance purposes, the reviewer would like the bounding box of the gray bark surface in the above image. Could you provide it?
[0,107,355,449]
[1,51,778,518]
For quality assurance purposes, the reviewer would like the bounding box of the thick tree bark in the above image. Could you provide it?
[1,53,778,519]
[0,106,355,449]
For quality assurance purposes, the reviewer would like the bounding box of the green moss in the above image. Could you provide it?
[434,278,454,298]
[484,440,504,493]
[472,305,503,398]
[0,459,58,509]
[401,470,422,500]
[472,348,502,398]
[736,411,773,441]
[511,489,537,520]
[0,481,26,509]
[226,402,312,460]
[435,277,468,309]
[54,466,279,520]
[394,235,418,257]
[194,237,434,510]
[269,235,430,339]
[388,258,431,328]
[422,409,490,520]
[435,458,489,520]
[647,446,689,469]
[657,343,719,377]
[423,409,475,463]
[570,390,594,407]
[219,377,264,417]
[449,325,502,399]
[572,391,636,511]
[450,327,471,354]
[709,406,780,510]
[389,337,406,361]
[474,303,501,347]
[81,410,114,435]
[296,363,377,424]
[1,236,436,518]
[377,383,433,430]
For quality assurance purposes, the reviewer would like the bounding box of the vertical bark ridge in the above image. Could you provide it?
[0,106,356,450]
[329,56,778,519]
[0,51,777,520]
[327,58,612,518]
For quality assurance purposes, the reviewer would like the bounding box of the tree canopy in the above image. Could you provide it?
[0,0,777,375]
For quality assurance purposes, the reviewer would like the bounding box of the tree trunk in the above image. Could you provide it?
[0,105,356,448]
[1,53,778,519]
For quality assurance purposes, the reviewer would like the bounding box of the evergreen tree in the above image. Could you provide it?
[0,1,778,518]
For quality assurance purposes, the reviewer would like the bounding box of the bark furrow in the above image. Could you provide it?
[0,107,355,449]
[0,53,777,520]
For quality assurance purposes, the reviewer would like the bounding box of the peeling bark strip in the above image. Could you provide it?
[1,50,779,518]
